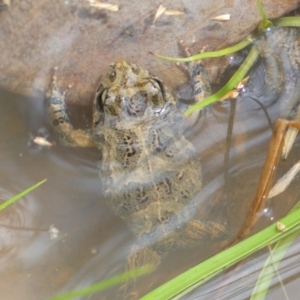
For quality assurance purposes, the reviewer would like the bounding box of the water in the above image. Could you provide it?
[185,239,300,299]
[0,91,130,299]
[1,30,300,300]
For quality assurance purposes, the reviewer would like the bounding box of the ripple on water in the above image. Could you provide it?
[0,184,42,267]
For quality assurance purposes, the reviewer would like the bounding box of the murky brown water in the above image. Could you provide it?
[1,26,300,300]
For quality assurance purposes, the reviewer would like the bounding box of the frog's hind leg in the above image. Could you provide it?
[177,219,230,248]
[121,245,161,300]
[121,219,229,298]
[46,68,95,148]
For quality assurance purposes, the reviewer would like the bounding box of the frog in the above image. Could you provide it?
[47,56,229,298]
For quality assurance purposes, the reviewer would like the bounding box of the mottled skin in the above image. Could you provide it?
[47,59,228,297]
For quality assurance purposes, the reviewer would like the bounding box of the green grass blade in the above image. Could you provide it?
[250,233,298,300]
[257,0,267,23]
[48,265,153,300]
[0,178,47,211]
[250,201,300,299]
[275,17,300,27]
[151,37,253,62]
[141,207,300,300]
[257,0,273,30]
[184,45,259,115]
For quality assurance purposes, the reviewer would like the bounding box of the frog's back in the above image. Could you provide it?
[98,104,202,239]
[91,61,202,242]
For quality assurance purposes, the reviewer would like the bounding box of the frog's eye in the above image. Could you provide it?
[148,77,167,103]
[109,71,117,82]
[94,87,107,125]
[95,86,108,109]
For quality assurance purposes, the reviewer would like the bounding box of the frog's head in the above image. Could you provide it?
[92,61,174,129]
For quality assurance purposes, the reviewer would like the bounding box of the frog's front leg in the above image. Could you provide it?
[47,69,95,147]
[179,40,211,105]
[178,41,212,127]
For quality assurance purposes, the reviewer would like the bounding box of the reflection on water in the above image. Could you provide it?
[0,184,42,267]
[0,90,132,299]
[185,239,300,300]
[1,29,300,300]
[185,238,300,300]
